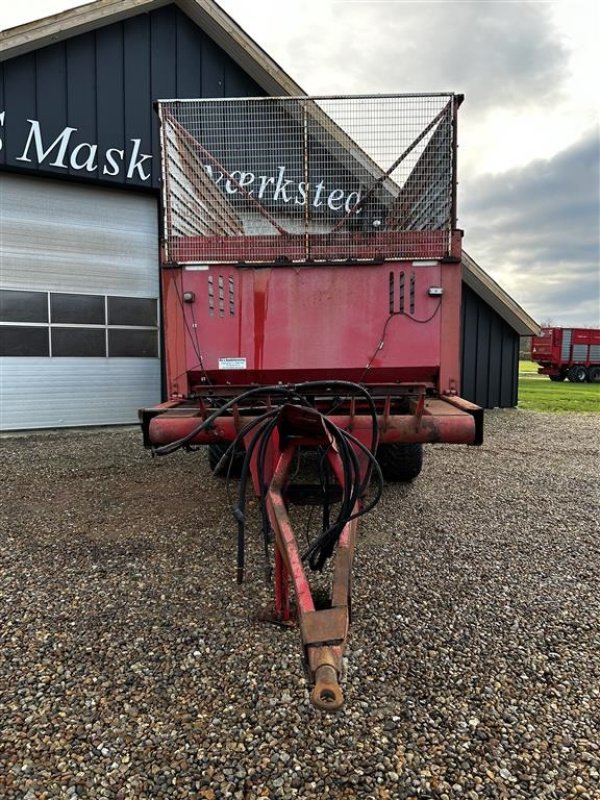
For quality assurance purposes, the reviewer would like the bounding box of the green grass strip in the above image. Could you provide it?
[518,370,600,412]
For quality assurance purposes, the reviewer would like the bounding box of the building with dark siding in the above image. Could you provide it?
[0,0,538,430]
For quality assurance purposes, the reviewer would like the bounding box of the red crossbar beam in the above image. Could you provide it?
[148,408,477,449]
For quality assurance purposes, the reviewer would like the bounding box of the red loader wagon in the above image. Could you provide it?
[140,95,483,711]
[531,327,600,382]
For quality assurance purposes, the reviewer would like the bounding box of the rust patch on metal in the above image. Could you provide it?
[254,604,297,628]
[300,607,348,647]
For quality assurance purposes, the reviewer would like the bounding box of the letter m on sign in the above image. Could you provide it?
[16,120,77,168]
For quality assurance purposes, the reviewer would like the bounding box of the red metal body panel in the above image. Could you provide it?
[162,258,463,399]
[438,256,463,396]
[161,273,190,397]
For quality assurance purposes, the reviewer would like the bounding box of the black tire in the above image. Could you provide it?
[567,365,588,383]
[549,374,565,382]
[208,443,245,476]
[588,366,600,383]
[376,443,423,482]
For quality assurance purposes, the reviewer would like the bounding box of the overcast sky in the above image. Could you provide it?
[1,0,598,326]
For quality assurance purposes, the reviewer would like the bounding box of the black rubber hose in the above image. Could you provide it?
[255,414,282,577]
[302,418,384,571]
[153,380,384,577]
[297,379,380,453]
[152,385,298,456]
[304,422,358,570]
[216,407,279,476]
[234,414,280,584]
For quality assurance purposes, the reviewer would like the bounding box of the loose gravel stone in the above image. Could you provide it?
[0,409,598,799]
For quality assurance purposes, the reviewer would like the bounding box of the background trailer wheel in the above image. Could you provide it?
[376,443,423,482]
[588,366,600,383]
[549,374,566,382]
[567,365,588,383]
[208,443,245,476]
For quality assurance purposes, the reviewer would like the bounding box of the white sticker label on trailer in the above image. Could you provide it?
[218,357,247,370]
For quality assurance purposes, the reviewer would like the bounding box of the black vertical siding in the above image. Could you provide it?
[201,35,226,96]
[487,314,502,404]
[474,303,491,403]
[176,12,203,98]
[35,44,68,179]
[149,6,177,186]
[461,283,519,408]
[123,14,152,187]
[66,34,98,179]
[2,52,37,164]
[501,325,519,407]
[0,64,4,128]
[96,25,124,186]
[0,3,265,187]
[461,283,478,402]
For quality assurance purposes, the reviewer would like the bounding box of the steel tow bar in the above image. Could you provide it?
[265,420,362,711]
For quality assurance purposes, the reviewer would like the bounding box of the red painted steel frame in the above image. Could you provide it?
[265,437,363,711]
[147,400,479,449]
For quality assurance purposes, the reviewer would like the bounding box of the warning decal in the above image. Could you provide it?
[218,357,247,370]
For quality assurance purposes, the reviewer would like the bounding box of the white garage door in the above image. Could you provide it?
[0,174,161,430]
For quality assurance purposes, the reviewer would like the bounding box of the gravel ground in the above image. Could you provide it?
[0,409,599,800]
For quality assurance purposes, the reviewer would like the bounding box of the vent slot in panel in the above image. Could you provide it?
[208,276,214,316]
[218,276,225,318]
[229,276,235,316]
[399,271,405,313]
[409,272,416,315]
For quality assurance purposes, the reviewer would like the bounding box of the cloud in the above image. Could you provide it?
[221,0,597,327]
[219,1,582,174]
[220,0,567,114]
[461,128,600,326]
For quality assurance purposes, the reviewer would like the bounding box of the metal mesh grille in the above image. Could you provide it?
[158,94,458,265]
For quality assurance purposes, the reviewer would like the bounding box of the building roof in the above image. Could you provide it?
[462,252,539,336]
[0,0,305,97]
[0,0,539,337]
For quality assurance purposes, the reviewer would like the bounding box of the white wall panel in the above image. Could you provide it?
[0,358,160,430]
[0,174,161,429]
[0,174,159,296]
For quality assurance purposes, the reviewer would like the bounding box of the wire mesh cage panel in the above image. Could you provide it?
[157,94,460,265]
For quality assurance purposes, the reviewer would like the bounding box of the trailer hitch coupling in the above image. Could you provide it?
[312,664,343,711]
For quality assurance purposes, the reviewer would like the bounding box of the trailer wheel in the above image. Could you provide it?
[567,365,588,383]
[208,443,245,476]
[549,374,566,382]
[376,443,423,482]
[588,366,600,383]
